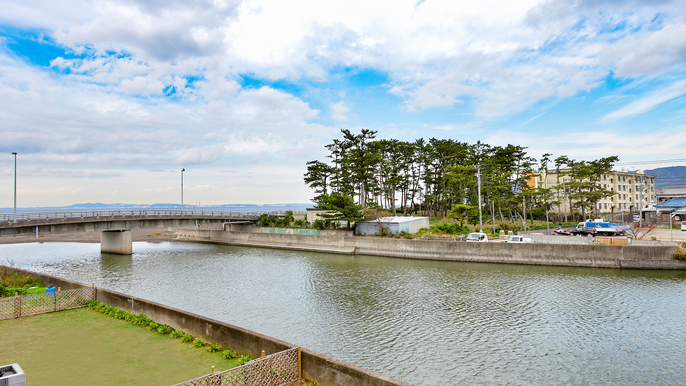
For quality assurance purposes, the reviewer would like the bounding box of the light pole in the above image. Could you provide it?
[476,164,482,233]
[12,152,17,222]
[181,168,185,211]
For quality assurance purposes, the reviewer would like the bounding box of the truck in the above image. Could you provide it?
[576,220,625,236]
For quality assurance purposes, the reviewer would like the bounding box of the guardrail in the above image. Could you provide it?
[0,210,287,223]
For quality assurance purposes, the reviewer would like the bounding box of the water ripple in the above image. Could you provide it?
[3,241,686,385]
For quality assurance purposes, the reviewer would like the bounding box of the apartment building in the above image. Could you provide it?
[532,169,656,215]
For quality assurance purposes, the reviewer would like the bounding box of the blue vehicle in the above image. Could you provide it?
[576,221,625,236]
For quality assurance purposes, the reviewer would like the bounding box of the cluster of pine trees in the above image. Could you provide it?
[304,129,618,227]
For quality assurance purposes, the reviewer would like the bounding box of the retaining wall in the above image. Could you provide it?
[176,230,685,270]
[4,267,411,386]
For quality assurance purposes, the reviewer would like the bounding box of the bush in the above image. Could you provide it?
[147,322,160,331]
[193,339,208,348]
[157,325,173,335]
[170,330,185,339]
[222,349,239,359]
[674,244,686,261]
[207,343,222,353]
[312,219,325,229]
[237,354,254,366]
[0,267,43,288]
[181,334,194,343]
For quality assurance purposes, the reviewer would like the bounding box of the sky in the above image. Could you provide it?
[1,0,686,207]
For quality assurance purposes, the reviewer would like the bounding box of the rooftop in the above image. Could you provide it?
[358,216,429,223]
[658,187,686,196]
[654,197,686,208]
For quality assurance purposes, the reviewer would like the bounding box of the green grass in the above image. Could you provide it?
[0,307,240,386]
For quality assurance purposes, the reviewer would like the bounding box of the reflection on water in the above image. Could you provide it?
[3,241,686,385]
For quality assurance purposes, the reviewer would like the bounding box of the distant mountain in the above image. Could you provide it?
[645,166,686,189]
[0,203,311,214]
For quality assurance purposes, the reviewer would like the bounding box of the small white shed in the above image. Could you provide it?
[355,217,429,235]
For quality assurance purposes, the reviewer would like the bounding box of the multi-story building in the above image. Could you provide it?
[529,169,656,216]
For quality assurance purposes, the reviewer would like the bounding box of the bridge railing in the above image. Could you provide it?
[0,210,286,223]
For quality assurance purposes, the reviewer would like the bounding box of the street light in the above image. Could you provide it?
[181,168,185,211]
[12,152,17,223]
[476,164,482,233]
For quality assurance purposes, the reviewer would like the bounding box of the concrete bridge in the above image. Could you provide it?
[0,210,277,237]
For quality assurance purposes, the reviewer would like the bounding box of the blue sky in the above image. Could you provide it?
[1,0,685,207]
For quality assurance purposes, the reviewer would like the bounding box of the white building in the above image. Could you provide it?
[355,217,429,235]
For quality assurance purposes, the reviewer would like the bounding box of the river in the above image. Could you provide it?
[4,241,686,385]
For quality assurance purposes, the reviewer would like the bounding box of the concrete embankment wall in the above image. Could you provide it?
[176,230,685,270]
[5,267,411,386]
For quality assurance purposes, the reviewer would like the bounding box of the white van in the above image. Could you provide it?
[682,221,686,231]
[466,232,489,242]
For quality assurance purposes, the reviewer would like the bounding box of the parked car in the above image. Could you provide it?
[682,221,686,231]
[505,235,534,243]
[553,227,572,236]
[570,226,596,236]
[466,232,489,242]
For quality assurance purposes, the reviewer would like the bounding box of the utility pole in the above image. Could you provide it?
[638,174,644,228]
[12,152,17,223]
[477,164,482,233]
[181,168,185,211]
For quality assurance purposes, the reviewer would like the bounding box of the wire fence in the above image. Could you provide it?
[0,286,95,320]
[173,347,301,386]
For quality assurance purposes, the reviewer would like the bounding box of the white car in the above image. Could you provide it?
[682,221,686,231]
[466,232,489,242]
[505,235,534,243]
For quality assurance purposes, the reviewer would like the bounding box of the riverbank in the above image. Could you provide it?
[3,266,412,386]
[0,307,239,386]
[0,227,177,244]
[177,229,686,270]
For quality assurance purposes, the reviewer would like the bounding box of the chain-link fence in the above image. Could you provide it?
[0,286,95,320]
[173,347,301,386]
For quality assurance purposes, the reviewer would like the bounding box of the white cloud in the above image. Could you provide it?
[330,101,350,121]
[1,0,686,206]
[601,80,686,123]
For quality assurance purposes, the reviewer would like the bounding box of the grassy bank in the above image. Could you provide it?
[0,307,240,386]
[0,266,45,297]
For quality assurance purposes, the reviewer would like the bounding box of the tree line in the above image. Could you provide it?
[304,129,618,228]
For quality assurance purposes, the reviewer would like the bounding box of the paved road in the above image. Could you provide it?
[651,228,686,242]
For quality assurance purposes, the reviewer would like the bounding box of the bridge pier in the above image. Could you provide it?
[101,229,133,255]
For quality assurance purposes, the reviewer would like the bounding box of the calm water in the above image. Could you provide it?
[4,241,686,385]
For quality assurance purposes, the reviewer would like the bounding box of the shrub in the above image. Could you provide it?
[193,339,208,348]
[674,245,686,261]
[237,354,254,366]
[222,349,238,359]
[135,314,153,327]
[170,330,185,339]
[157,325,173,335]
[147,322,160,331]
[312,220,325,230]
[181,334,194,343]
[207,343,222,353]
